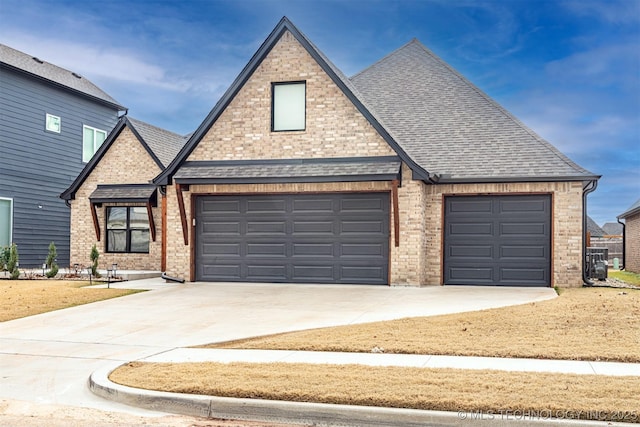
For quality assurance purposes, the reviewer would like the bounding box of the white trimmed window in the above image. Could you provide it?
[272,81,306,131]
[45,113,61,133]
[82,125,107,162]
[0,198,13,248]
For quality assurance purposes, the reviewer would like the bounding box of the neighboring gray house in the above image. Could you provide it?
[602,222,623,236]
[618,199,640,273]
[586,216,606,238]
[0,43,126,267]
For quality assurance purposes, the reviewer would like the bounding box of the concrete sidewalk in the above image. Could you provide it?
[90,348,640,427]
[139,347,640,376]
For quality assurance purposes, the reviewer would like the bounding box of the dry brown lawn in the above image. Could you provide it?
[0,280,142,322]
[205,287,640,362]
[111,361,640,423]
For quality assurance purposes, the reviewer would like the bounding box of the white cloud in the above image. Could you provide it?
[2,31,192,92]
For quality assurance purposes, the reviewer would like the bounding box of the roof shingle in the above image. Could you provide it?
[0,43,124,109]
[350,39,596,181]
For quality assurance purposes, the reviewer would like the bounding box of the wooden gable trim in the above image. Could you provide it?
[90,203,100,241]
[146,201,156,242]
[176,183,189,245]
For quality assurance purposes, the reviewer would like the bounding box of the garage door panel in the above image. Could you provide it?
[500,222,547,236]
[292,198,334,213]
[292,243,334,257]
[500,245,547,259]
[292,265,335,281]
[449,199,493,214]
[448,245,493,259]
[246,243,287,257]
[500,268,547,283]
[196,193,389,284]
[341,197,385,212]
[247,264,288,281]
[292,220,335,235]
[341,220,385,234]
[500,199,547,213]
[444,195,551,287]
[246,221,287,235]
[247,199,287,214]
[202,263,241,279]
[341,265,385,281]
[341,243,385,257]
[203,221,240,235]
[202,200,241,213]
[202,243,241,256]
[449,267,494,281]
[449,222,493,236]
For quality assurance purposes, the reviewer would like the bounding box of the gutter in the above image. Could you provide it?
[617,218,625,270]
[582,180,598,286]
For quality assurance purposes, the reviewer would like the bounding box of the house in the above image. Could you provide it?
[602,222,623,236]
[63,17,599,287]
[60,116,186,271]
[0,43,126,267]
[618,199,640,273]
[587,216,606,239]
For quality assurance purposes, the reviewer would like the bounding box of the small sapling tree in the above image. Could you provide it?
[45,241,58,278]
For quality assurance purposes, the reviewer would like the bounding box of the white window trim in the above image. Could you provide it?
[0,197,13,247]
[82,125,108,163]
[45,113,61,133]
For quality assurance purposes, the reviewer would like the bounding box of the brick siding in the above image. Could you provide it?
[161,30,586,287]
[69,127,162,271]
[624,213,640,273]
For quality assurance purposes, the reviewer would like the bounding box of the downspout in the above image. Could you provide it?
[617,217,625,270]
[582,180,598,286]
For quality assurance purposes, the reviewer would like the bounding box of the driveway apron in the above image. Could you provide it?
[0,279,556,414]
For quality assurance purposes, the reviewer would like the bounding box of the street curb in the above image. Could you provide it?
[89,362,632,427]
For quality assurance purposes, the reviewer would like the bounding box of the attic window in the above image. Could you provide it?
[45,113,61,133]
[272,81,306,131]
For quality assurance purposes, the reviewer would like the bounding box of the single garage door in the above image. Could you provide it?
[444,195,551,287]
[195,193,389,284]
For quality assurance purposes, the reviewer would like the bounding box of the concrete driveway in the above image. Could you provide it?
[0,278,556,415]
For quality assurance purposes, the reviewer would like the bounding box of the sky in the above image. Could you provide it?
[1,0,638,226]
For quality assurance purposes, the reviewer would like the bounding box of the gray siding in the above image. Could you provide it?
[0,66,120,267]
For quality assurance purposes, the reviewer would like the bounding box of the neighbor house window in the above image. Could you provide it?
[83,125,107,162]
[45,113,61,133]
[0,198,12,248]
[106,207,149,253]
[272,81,306,131]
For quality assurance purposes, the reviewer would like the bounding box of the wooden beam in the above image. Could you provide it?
[392,180,400,247]
[90,203,100,241]
[161,193,167,272]
[176,183,189,245]
[146,201,156,242]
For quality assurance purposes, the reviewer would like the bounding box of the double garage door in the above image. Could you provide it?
[195,193,389,284]
[444,195,551,287]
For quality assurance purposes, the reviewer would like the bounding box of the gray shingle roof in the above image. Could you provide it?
[173,157,401,184]
[0,43,124,109]
[586,216,605,237]
[89,184,156,202]
[350,40,596,181]
[127,117,187,168]
[618,198,640,219]
[602,222,623,236]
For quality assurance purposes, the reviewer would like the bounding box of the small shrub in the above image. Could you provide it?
[45,242,58,278]
[90,244,101,278]
[7,243,19,279]
[0,246,9,272]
